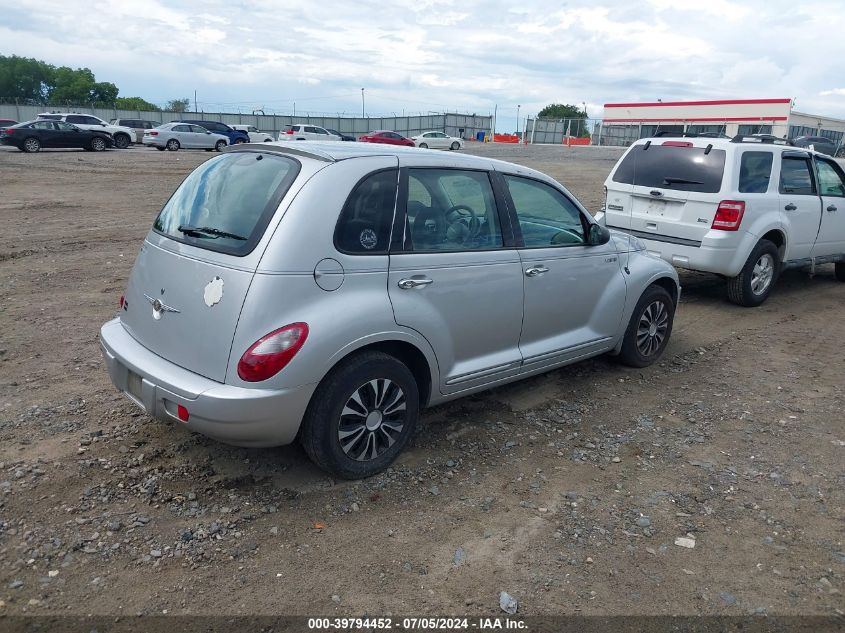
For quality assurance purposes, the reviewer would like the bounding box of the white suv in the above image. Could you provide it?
[278,124,341,141]
[599,136,845,306]
[232,124,273,142]
[37,113,135,149]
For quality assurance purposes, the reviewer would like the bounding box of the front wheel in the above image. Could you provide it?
[618,284,675,367]
[22,137,41,153]
[299,351,419,479]
[215,140,227,152]
[419,142,428,149]
[450,141,460,150]
[113,133,131,149]
[234,138,246,144]
[90,137,106,152]
[727,239,779,306]
[165,139,180,151]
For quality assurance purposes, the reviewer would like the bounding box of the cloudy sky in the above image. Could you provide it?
[2,0,844,130]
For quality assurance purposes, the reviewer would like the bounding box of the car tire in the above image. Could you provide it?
[89,137,107,152]
[234,138,246,144]
[618,284,675,368]
[166,139,180,151]
[727,239,780,307]
[155,146,166,151]
[835,262,845,282]
[450,141,460,150]
[299,351,420,480]
[113,133,131,149]
[215,140,227,152]
[22,137,41,153]
[419,143,428,149]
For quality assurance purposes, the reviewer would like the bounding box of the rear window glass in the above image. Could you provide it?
[612,144,726,193]
[153,152,300,256]
[738,151,773,193]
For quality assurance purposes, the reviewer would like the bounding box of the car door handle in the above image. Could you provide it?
[827,205,838,212]
[784,203,797,211]
[524,265,549,277]
[397,277,433,289]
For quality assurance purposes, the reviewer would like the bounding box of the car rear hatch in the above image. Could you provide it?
[604,141,728,244]
[119,150,302,383]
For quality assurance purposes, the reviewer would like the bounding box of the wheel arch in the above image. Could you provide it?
[650,275,680,306]
[759,228,787,261]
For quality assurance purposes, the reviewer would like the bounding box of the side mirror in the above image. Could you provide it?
[588,224,611,246]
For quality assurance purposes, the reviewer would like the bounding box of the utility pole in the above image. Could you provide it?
[517,104,521,137]
[361,88,365,118]
[194,90,197,113]
[492,104,497,143]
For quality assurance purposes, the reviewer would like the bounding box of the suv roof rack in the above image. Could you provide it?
[730,135,793,146]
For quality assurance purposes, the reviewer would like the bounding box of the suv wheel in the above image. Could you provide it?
[835,262,845,282]
[166,139,180,151]
[215,140,227,152]
[22,137,41,153]
[618,284,675,367]
[113,133,131,149]
[727,239,779,307]
[300,351,419,479]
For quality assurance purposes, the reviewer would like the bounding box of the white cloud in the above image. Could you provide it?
[0,0,843,125]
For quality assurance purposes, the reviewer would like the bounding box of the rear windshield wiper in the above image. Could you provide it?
[178,225,247,240]
[662,177,703,186]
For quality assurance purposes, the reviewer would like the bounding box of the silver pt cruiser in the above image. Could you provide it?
[100,142,680,479]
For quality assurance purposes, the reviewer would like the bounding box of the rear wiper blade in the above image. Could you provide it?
[178,225,247,240]
[663,176,703,186]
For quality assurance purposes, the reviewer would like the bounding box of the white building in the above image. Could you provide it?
[599,98,845,147]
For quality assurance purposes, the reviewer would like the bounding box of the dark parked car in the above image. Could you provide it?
[0,120,114,153]
[0,118,17,128]
[175,120,249,145]
[791,135,838,156]
[358,130,415,147]
[326,128,355,142]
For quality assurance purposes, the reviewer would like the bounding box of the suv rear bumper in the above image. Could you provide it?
[100,318,316,447]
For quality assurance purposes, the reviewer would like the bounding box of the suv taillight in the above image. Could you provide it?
[237,323,309,382]
[712,200,745,231]
[286,128,294,134]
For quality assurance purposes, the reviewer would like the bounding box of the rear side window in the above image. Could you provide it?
[334,170,398,254]
[779,156,816,195]
[612,145,727,193]
[738,151,773,193]
[153,152,300,256]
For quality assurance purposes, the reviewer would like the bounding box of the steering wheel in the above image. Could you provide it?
[444,205,481,244]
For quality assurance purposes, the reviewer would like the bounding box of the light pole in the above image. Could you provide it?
[361,88,365,118]
[516,104,521,136]
[582,101,587,136]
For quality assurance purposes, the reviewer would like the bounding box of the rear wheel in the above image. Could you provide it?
[165,139,180,151]
[299,351,419,479]
[215,140,227,152]
[727,239,779,307]
[618,284,675,367]
[90,137,106,152]
[835,262,845,282]
[22,137,41,153]
[450,141,460,150]
[113,133,131,149]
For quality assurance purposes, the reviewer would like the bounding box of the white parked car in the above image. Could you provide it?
[599,135,845,306]
[412,131,464,150]
[143,123,228,152]
[37,112,135,149]
[278,124,341,141]
[232,124,273,142]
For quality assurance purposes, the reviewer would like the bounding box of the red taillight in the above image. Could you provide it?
[2,128,12,134]
[712,200,745,231]
[286,129,294,134]
[119,294,125,308]
[661,141,693,147]
[177,405,189,422]
[237,323,309,382]
[148,130,158,136]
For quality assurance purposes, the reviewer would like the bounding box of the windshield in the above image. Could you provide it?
[612,144,727,193]
[153,152,300,256]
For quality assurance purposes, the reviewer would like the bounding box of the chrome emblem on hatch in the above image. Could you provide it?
[144,294,180,320]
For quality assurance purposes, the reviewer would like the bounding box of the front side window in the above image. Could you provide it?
[190,125,208,133]
[505,175,586,247]
[153,153,300,256]
[817,158,845,197]
[738,151,773,194]
[405,169,503,251]
[334,170,398,254]
[55,121,76,131]
[32,121,55,130]
[779,156,816,195]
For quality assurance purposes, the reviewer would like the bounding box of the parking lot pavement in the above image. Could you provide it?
[0,147,842,617]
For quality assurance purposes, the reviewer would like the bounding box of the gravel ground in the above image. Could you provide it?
[0,142,842,618]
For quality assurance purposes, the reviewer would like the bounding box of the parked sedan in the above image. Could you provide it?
[0,118,18,128]
[143,123,229,152]
[0,120,113,152]
[412,131,464,150]
[358,130,415,146]
[101,142,679,480]
[791,135,838,156]
[325,128,355,142]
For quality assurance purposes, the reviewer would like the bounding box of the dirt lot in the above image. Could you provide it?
[0,143,842,619]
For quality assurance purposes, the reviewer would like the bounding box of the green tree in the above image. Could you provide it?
[0,55,53,103]
[114,96,161,111]
[166,98,190,113]
[538,103,586,119]
[48,66,118,105]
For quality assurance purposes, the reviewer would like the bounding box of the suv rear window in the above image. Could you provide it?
[612,144,727,193]
[153,152,300,256]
